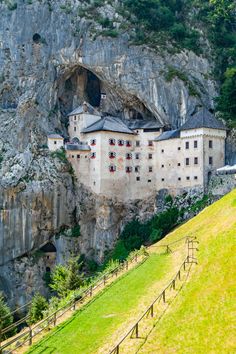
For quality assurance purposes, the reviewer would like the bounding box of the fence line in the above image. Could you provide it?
[109,239,199,354]
[0,251,148,353]
[0,235,194,353]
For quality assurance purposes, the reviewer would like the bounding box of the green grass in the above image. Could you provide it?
[139,189,236,354]
[28,253,170,354]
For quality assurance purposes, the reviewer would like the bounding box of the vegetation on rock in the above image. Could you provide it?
[28,293,48,325]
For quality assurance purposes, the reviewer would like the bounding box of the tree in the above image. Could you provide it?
[28,293,48,325]
[50,257,84,298]
[0,293,14,339]
[216,67,236,124]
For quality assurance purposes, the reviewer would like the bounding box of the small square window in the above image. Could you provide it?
[72,155,74,158]
[161,149,164,153]
[178,163,181,166]
[185,158,190,166]
[194,176,198,180]
[135,153,140,159]
[161,164,164,168]
[178,177,181,181]
[209,140,213,148]
[93,181,96,185]
[149,166,153,172]
[161,178,165,182]
[148,153,153,159]
[136,141,140,147]
[148,179,152,183]
[194,140,198,148]
[136,177,140,181]
[209,156,213,165]
[178,147,181,151]
[135,166,140,173]
[54,141,57,145]
[194,157,198,165]
[185,142,189,149]
[186,176,190,180]
[77,154,80,158]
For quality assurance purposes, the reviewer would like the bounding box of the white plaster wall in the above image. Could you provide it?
[48,138,64,151]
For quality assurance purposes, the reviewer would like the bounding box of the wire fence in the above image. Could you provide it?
[109,238,199,354]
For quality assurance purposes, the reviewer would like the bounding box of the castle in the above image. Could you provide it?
[48,103,227,200]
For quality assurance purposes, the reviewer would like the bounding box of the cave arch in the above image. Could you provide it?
[32,33,41,44]
[86,71,101,107]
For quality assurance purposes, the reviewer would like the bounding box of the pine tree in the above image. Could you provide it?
[0,292,14,339]
[28,293,48,324]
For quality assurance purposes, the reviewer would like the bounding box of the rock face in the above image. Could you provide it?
[0,0,235,303]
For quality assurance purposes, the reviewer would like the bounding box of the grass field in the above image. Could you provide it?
[27,189,236,354]
[27,253,172,354]
[137,189,236,354]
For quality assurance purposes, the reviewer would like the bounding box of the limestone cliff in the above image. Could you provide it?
[0,0,235,303]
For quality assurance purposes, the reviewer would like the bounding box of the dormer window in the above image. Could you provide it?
[109,152,116,159]
[118,139,124,146]
[90,152,96,159]
[126,166,132,173]
[109,165,116,172]
[90,139,96,146]
[126,153,132,160]
[126,140,132,147]
[109,138,116,146]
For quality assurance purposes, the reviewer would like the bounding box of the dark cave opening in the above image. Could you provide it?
[32,33,41,44]
[86,71,101,107]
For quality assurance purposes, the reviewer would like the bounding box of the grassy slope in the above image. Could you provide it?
[139,189,236,354]
[28,253,171,354]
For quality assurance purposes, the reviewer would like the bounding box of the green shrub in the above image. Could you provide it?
[120,219,150,252]
[51,148,67,163]
[151,206,179,237]
[28,293,48,324]
[0,293,14,339]
[71,225,81,237]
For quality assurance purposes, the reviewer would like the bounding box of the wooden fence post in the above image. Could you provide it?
[163,290,166,303]
[90,287,93,297]
[172,279,175,290]
[178,270,181,280]
[29,326,32,346]
[116,345,119,354]
[135,254,138,262]
[126,261,128,270]
[183,261,186,271]
[150,304,154,317]
[103,275,106,286]
[53,312,57,327]
[135,323,139,338]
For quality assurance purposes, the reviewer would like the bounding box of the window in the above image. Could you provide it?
[148,140,153,146]
[126,140,132,147]
[54,141,57,145]
[74,127,76,132]
[209,156,213,165]
[109,152,116,159]
[93,181,96,186]
[90,139,96,146]
[118,139,124,146]
[136,141,140,147]
[194,176,198,180]
[72,155,74,158]
[178,177,181,181]
[185,158,190,166]
[186,176,190,180]
[74,116,76,121]
[135,153,140,159]
[185,141,189,149]
[161,178,165,181]
[91,152,96,159]
[148,153,153,159]
[135,166,140,173]
[149,166,153,172]
[109,165,116,172]
[126,153,132,160]
[109,138,116,146]
[178,163,181,166]
[178,147,181,151]
[194,140,198,148]
[161,149,164,153]
[209,140,213,148]
[148,179,152,183]
[194,157,198,165]
[77,154,80,159]
[136,176,140,181]
[126,166,132,173]
[161,164,164,168]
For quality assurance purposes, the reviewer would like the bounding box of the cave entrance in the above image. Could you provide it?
[86,71,101,107]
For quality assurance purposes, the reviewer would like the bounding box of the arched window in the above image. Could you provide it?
[118,139,124,146]
[109,152,116,159]
[109,165,116,172]
[126,153,132,160]
[109,138,116,146]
